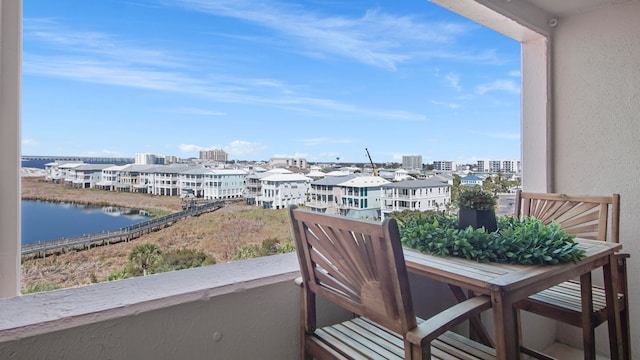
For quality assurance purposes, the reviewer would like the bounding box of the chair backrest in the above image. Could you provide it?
[289,205,417,335]
[514,190,620,242]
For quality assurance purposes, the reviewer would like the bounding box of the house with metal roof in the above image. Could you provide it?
[65,164,114,189]
[179,168,246,200]
[460,174,484,188]
[380,177,452,219]
[257,172,312,210]
[336,175,390,220]
[307,173,357,215]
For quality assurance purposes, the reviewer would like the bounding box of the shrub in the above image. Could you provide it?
[456,187,497,211]
[23,283,61,294]
[154,248,216,272]
[106,268,132,281]
[397,212,585,265]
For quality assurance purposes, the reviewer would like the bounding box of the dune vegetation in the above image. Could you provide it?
[20,177,294,293]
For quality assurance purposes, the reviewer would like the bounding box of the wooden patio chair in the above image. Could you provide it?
[289,205,496,359]
[513,190,630,360]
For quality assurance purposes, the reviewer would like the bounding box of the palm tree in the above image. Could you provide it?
[128,243,162,276]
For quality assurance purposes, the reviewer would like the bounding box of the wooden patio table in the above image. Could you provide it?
[403,238,623,360]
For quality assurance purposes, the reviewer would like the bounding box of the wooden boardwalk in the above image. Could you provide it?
[21,201,224,256]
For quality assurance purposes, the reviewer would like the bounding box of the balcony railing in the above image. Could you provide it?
[0,253,595,359]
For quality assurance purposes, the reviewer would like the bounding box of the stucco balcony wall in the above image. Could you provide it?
[0,252,502,359]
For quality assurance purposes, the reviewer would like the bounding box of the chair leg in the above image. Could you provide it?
[621,307,630,360]
[580,273,595,360]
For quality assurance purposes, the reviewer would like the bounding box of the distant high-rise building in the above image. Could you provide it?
[268,157,307,169]
[135,153,164,165]
[402,155,423,170]
[476,159,521,173]
[433,160,457,172]
[199,149,228,162]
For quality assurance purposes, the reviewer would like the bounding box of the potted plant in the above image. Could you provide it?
[456,187,498,232]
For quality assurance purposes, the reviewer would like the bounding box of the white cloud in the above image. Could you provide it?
[83,149,126,157]
[23,29,426,123]
[224,140,267,156]
[476,79,520,95]
[22,138,40,147]
[471,130,520,140]
[301,137,353,147]
[169,107,227,116]
[179,144,206,153]
[430,100,460,109]
[445,73,462,92]
[174,0,475,71]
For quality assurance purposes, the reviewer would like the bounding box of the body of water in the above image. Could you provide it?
[21,200,151,245]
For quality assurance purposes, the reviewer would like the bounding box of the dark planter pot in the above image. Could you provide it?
[458,209,497,233]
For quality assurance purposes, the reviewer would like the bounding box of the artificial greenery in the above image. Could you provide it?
[393,211,585,265]
[456,187,497,211]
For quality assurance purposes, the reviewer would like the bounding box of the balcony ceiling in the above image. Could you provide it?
[526,0,637,17]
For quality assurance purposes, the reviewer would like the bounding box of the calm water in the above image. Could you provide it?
[21,200,151,245]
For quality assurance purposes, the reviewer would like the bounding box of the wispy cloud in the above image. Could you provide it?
[224,140,267,156]
[172,0,475,71]
[471,130,520,140]
[444,73,462,92]
[178,141,267,156]
[168,107,227,116]
[178,144,206,153]
[23,20,426,123]
[22,138,40,147]
[24,18,185,69]
[300,137,353,147]
[476,79,520,95]
[430,100,460,109]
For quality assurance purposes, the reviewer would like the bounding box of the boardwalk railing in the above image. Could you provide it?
[21,201,224,256]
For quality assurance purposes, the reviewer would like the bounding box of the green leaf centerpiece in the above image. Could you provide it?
[393,211,585,265]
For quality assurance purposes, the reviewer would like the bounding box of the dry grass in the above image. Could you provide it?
[20,177,292,292]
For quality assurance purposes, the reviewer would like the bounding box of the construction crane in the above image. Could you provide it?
[365,148,379,176]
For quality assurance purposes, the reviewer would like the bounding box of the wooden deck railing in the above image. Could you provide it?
[21,201,223,256]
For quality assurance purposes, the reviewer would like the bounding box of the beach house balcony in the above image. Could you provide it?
[1,0,638,358]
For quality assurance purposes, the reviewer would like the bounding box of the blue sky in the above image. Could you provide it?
[22,0,521,164]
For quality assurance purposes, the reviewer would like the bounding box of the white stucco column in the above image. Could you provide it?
[0,0,22,298]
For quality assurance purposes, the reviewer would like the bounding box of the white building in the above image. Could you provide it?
[139,165,195,196]
[306,166,326,179]
[433,160,457,172]
[460,174,484,187]
[244,168,280,205]
[381,178,452,219]
[476,159,521,173]
[257,172,311,210]
[393,169,412,182]
[44,161,83,183]
[336,176,390,220]
[307,173,357,215]
[267,157,307,169]
[97,164,157,192]
[135,153,165,165]
[66,164,113,189]
[402,155,423,170]
[179,168,246,200]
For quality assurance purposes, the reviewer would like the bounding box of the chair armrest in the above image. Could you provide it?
[406,295,492,346]
[614,252,630,261]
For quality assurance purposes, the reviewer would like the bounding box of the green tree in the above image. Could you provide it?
[451,175,462,202]
[128,243,162,276]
